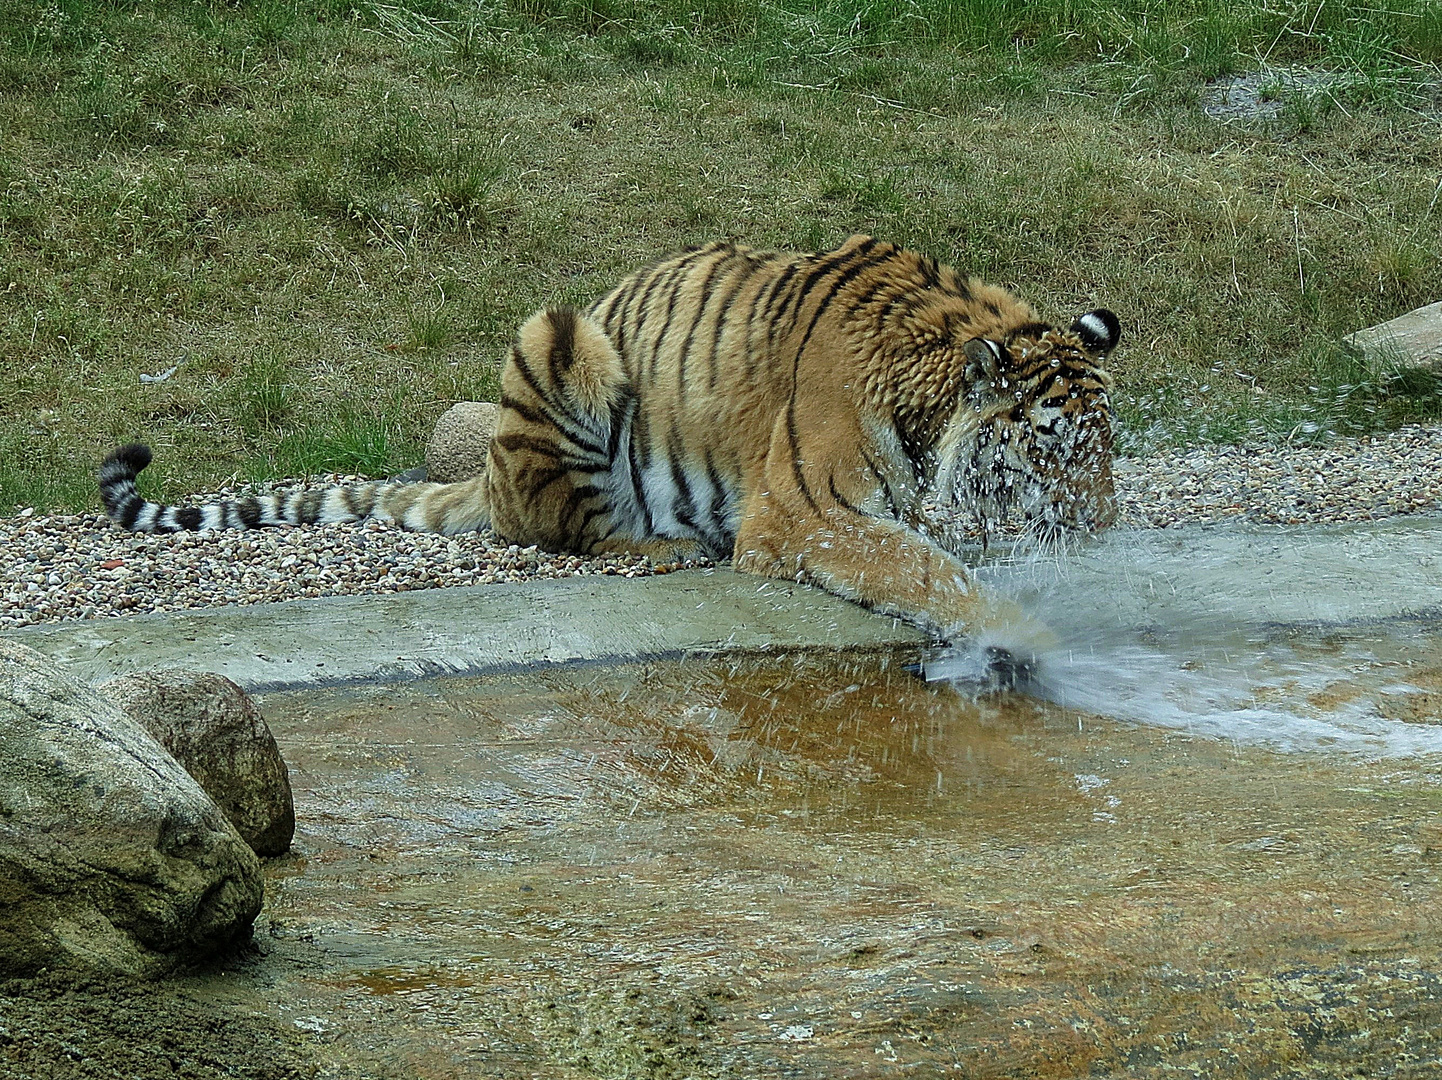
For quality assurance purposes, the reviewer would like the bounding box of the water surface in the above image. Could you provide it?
[230,648,1442,1078]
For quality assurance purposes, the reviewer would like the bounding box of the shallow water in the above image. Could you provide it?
[930,519,1442,755]
[173,648,1442,1078]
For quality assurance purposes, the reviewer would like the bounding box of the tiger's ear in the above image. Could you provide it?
[963,337,1005,383]
[1071,309,1121,355]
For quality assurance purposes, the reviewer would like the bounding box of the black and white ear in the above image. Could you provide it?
[963,337,1005,382]
[1071,309,1121,355]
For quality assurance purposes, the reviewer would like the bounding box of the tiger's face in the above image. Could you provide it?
[936,310,1120,540]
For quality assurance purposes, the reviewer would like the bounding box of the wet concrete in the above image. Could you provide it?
[105,646,1441,1079]
[12,571,926,691]
[14,517,1442,696]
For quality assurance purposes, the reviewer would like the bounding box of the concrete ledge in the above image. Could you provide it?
[10,570,927,692]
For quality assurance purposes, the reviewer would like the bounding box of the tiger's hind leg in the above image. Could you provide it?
[483,306,636,555]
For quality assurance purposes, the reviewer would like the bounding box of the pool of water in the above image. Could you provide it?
[202,644,1442,1078]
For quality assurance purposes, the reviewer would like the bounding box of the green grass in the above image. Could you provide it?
[1,0,1440,510]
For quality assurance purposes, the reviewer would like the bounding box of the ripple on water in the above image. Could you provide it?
[927,519,1442,757]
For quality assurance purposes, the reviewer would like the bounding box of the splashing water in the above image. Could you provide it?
[927,517,1442,756]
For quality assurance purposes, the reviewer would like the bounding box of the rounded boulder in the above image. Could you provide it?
[426,400,499,484]
[102,670,296,858]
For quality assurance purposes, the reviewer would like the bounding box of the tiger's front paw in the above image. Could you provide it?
[921,597,1057,690]
[983,645,1038,690]
[638,539,712,567]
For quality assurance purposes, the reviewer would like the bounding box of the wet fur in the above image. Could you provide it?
[100,235,1119,638]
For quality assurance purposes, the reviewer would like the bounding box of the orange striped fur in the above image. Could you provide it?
[100,235,1120,640]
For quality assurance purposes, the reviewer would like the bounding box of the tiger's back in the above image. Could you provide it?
[486,235,1062,561]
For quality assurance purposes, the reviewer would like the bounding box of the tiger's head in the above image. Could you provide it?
[935,309,1120,542]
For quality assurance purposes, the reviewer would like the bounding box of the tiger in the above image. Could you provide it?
[100,235,1120,677]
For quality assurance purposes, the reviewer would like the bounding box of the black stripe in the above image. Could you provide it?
[1028,371,1062,398]
[509,347,560,408]
[589,518,622,549]
[673,249,738,389]
[644,262,691,384]
[666,427,699,531]
[703,448,731,551]
[560,482,605,531]
[515,463,572,498]
[918,255,940,290]
[1007,321,1053,343]
[791,247,897,365]
[861,449,900,518]
[627,266,674,377]
[614,269,659,360]
[299,490,323,523]
[777,246,899,519]
[741,259,797,384]
[236,497,261,528]
[776,247,888,520]
[607,393,633,463]
[547,307,578,380]
[706,255,764,391]
[752,259,800,344]
[785,399,819,514]
[828,474,861,513]
[880,288,925,328]
[577,502,612,541]
[498,394,606,457]
[493,432,594,465]
[493,432,559,458]
[627,421,653,536]
[600,277,642,350]
[590,287,623,333]
[779,238,881,328]
[894,413,928,480]
[852,273,902,316]
[175,506,202,530]
[597,245,715,331]
[118,495,144,530]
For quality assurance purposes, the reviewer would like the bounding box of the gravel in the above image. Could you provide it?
[3,425,1440,631]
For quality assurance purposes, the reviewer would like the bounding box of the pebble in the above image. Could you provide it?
[3,425,1440,631]
[1111,425,1442,529]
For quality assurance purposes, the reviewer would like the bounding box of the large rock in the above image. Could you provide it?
[1344,299,1442,371]
[0,641,263,977]
[426,400,499,483]
[101,671,295,857]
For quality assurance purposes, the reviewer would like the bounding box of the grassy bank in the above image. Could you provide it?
[1,0,1440,511]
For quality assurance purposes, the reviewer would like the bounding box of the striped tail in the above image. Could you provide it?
[97,443,492,535]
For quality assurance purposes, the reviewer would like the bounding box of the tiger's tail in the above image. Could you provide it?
[97,443,493,535]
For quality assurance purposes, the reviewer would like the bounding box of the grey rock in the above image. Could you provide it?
[101,671,295,857]
[0,641,262,978]
[426,401,499,484]
[1345,300,1442,372]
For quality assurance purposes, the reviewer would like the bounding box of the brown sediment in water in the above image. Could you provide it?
[6,650,1442,1078]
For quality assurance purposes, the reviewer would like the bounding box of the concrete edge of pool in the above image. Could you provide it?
[7,569,929,692]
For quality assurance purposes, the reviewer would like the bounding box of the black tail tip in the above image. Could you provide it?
[101,443,153,477]
[985,646,1037,691]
